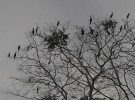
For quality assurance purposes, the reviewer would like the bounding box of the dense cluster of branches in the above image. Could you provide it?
[7,13,135,100]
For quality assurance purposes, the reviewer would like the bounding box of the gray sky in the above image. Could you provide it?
[0,0,135,100]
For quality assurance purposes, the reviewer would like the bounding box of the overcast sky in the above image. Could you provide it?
[0,0,135,100]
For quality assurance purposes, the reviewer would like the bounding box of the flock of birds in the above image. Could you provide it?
[109,12,135,48]
[7,26,38,59]
[8,45,20,59]
[109,12,130,19]
[8,13,132,59]
[80,12,131,36]
[8,21,61,59]
[32,26,38,35]
[80,12,132,58]
[6,15,133,100]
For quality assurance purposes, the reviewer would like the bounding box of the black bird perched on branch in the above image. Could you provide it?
[36,27,38,33]
[37,87,39,93]
[90,16,92,25]
[57,21,60,26]
[120,25,122,32]
[110,12,113,18]
[48,60,51,64]
[124,24,126,29]
[14,52,16,59]
[81,27,84,35]
[26,45,30,51]
[32,28,34,35]
[8,53,10,57]
[90,27,94,35]
[18,45,20,52]
[126,13,130,19]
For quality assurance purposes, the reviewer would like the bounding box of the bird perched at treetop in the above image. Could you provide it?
[36,27,38,33]
[14,52,16,59]
[57,21,60,26]
[110,12,113,18]
[48,60,51,64]
[81,27,84,35]
[126,13,130,19]
[124,24,126,29]
[90,27,94,35]
[26,45,30,51]
[37,87,39,93]
[32,28,34,35]
[90,16,92,25]
[120,25,122,32]
[18,45,20,52]
[8,53,10,57]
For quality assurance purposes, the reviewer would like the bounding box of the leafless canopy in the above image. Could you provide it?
[8,14,135,100]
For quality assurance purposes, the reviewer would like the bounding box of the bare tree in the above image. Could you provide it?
[7,13,135,100]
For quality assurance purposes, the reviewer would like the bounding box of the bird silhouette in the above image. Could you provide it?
[37,87,39,93]
[57,21,60,26]
[110,12,113,18]
[124,24,126,29]
[18,45,20,52]
[48,61,51,64]
[120,25,122,32]
[14,52,16,59]
[81,28,84,35]
[32,28,34,35]
[90,16,92,25]
[90,27,94,35]
[8,53,10,57]
[26,45,30,51]
[126,13,130,19]
[36,27,38,33]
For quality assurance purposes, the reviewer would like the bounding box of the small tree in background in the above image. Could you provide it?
[7,13,135,100]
